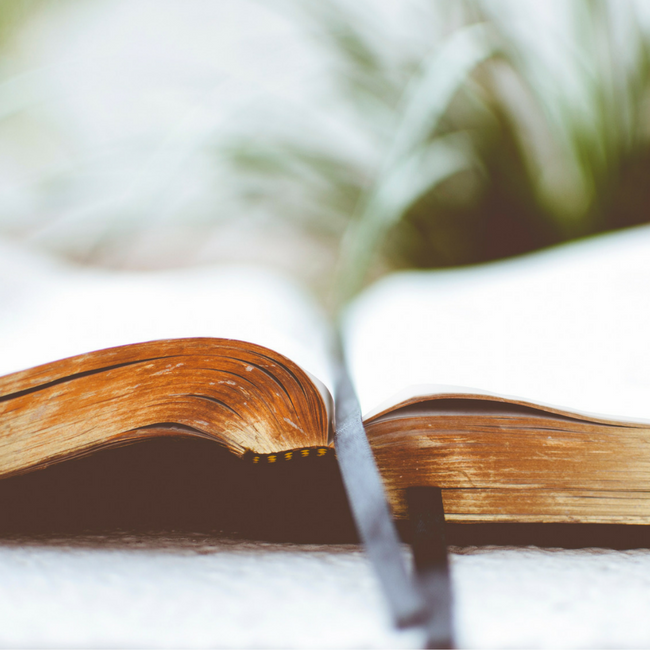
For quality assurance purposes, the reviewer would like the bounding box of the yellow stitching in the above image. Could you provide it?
[246,447,332,463]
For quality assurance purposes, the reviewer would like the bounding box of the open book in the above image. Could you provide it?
[2,225,650,525]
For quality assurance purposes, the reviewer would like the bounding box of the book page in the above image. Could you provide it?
[0,240,335,392]
[343,225,650,422]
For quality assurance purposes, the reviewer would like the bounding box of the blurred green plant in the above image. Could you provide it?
[0,1,52,126]
[0,0,42,46]
[226,0,650,307]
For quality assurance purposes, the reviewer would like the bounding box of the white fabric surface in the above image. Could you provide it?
[0,533,649,648]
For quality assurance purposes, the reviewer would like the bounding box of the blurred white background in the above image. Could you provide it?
[0,0,342,279]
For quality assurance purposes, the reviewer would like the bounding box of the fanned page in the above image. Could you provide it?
[0,241,335,472]
[343,225,650,423]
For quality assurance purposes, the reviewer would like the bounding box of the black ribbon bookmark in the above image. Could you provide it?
[334,353,426,628]
[333,335,455,647]
[407,487,455,649]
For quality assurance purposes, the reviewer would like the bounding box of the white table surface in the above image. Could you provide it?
[1,532,649,648]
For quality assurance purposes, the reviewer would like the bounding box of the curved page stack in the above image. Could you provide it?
[2,226,650,524]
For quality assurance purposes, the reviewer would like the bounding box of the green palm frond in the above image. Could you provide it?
[225,0,650,307]
[477,0,650,234]
[226,3,495,306]
[335,22,495,304]
[0,0,42,45]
